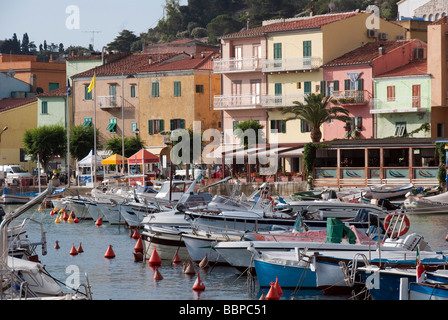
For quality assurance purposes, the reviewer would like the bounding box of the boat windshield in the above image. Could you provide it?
[210,195,252,209]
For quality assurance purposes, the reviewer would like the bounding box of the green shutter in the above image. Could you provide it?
[130,85,136,98]
[344,79,350,90]
[270,120,275,133]
[357,78,364,90]
[333,80,339,91]
[304,81,311,94]
[303,41,311,57]
[170,119,175,130]
[174,81,181,97]
[152,82,159,97]
[274,83,282,95]
[281,120,286,133]
[148,120,153,135]
[320,81,326,96]
[159,119,164,131]
[180,119,185,129]
[273,43,282,59]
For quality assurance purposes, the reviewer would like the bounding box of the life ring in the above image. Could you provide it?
[384,214,410,237]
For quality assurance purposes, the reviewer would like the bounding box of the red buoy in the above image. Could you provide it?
[104,245,115,259]
[95,217,103,227]
[133,251,143,262]
[148,247,162,266]
[74,218,79,223]
[63,211,69,221]
[132,229,140,239]
[183,260,196,274]
[172,249,182,264]
[54,240,60,250]
[49,209,55,216]
[69,243,78,256]
[154,268,164,281]
[192,272,205,291]
[266,282,279,300]
[274,277,283,297]
[77,243,84,253]
[134,237,143,253]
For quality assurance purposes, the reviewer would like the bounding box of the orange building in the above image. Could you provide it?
[0,54,66,94]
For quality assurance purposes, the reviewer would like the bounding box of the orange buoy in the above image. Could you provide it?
[104,245,115,259]
[148,247,162,266]
[38,205,43,212]
[183,260,196,274]
[95,217,103,227]
[134,237,143,253]
[54,240,60,249]
[266,282,279,300]
[154,268,164,281]
[69,243,78,256]
[133,251,143,262]
[49,209,55,216]
[172,249,182,264]
[74,218,79,223]
[199,255,209,269]
[54,215,61,224]
[132,229,140,239]
[67,215,73,223]
[77,243,84,253]
[274,277,283,297]
[192,273,205,291]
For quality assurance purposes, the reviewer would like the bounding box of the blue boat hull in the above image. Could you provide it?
[253,259,317,288]
[410,283,448,300]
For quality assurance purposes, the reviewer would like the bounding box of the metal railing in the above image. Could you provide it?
[262,57,321,72]
[213,57,262,73]
[329,90,369,105]
[98,96,135,109]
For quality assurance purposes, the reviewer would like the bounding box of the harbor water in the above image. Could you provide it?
[4,203,448,301]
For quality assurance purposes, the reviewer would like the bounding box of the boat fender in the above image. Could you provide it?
[384,214,410,238]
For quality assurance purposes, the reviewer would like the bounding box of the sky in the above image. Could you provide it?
[0,0,187,51]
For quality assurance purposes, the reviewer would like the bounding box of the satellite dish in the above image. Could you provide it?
[329,1,335,12]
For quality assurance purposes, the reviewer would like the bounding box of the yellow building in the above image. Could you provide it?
[0,98,37,171]
[138,52,221,164]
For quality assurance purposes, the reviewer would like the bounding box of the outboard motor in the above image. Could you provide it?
[377,199,400,210]
[328,190,337,200]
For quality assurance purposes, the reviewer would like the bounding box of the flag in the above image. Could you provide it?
[88,74,96,93]
[416,248,426,283]
[66,78,71,96]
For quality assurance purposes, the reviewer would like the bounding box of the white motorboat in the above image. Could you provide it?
[404,190,448,214]
[369,183,414,200]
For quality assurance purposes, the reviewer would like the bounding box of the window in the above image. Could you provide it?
[174,81,181,97]
[301,119,312,132]
[130,85,136,98]
[84,85,92,100]
[106,118,117,133]
[195,85,204,93]
[234,46,243,69]
[49,82,59,91]
[303,40,311,67]
[304,81,311,95]
[152,82,159,97]
[109,84,117,106]
[41,101,48,114]
[274,43,282,67]
[274,83,282,104]
[387,86,395,101]
[412,84,421,107]
[251,80,261,104]
[395,122,406,136]
[270,120,286,133]
[437,123,444,137]
[148,119,164,135]
[82,117,92,127]
[170,119,185,130]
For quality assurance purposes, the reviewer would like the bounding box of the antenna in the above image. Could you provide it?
[82,30,101,50]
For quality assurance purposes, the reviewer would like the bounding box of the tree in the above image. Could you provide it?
[22,125,66,173]
[69,125,99,161]
[107,30,140,52]
[104,136,145,158]
[206,14,243,44]
[282,93,349,143]
[234,119,265,148]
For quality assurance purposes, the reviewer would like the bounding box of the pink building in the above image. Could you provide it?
[322,39,427,140]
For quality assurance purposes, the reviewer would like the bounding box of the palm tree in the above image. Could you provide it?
[282,93,349,143]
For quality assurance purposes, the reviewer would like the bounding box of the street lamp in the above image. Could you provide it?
[0,126,8,142]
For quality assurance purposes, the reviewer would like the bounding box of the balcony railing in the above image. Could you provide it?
[98,96,135,109]
[213,94,262,110]
[213,57,262,73]
[262,57,321,72]
[213,94,306,110]
[329,90,369,105]
[262,94,306,108]
[370,96,428,114]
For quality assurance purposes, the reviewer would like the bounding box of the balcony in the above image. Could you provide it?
[98,96,135,110]
[370,96,428,114]
[213,94,262,110]
[262,57,321,73]
[329,90,370,106]
[213,57,262,73]
[262,94,306,108]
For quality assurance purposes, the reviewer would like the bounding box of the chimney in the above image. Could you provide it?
[247,18,250,30]
[148,56,153,65]
[378,44,385,55]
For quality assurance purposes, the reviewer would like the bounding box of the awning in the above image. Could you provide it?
[145,146,168,156]
[82,118,92,127]
[128,149,159,164]
[101,154,127,165]
[77,149,104,167]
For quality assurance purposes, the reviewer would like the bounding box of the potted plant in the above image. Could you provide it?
[292,171,303,182]
[280,172,291,181]
[253,173,265,183]
[238,173,248,183]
